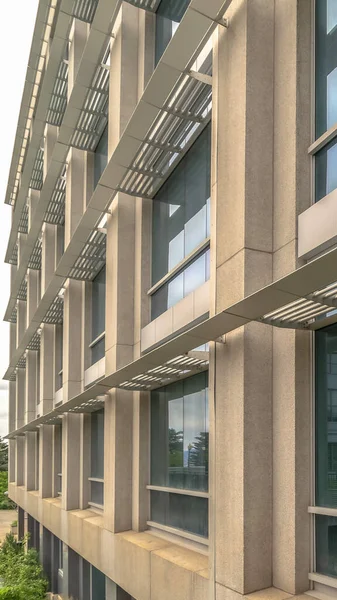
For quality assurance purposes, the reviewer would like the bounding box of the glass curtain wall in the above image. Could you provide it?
[155,0,190,64]
[90,408,104,507]
[315,0,337,202]
[151,124,211,319]
[315,323,337,579]
[91,266,106,365]
[151,372,209,537]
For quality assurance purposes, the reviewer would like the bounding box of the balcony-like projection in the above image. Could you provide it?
[46,58,68,127]
[30,147,44,191]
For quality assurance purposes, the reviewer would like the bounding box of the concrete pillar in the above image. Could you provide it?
[52,424,62,498]
[25,350,37,423]
[16,368,25,430]
[16,300,27,346]
[65,148,85,248]
[24,432,36,491]
[28,190,39,232]
[104,390,133,533]
[213,0,275,596]
[80,414,91,509]
[271,1,312,595]
[8,382,16,483]
[41,224,56,295]
[38,425,53,498]
[68,19,88,98]
[10,322,17,358]
[63,280,83,402]
[17,232,27,268]
[132,392,149,532]
[8,440,16,483]
[39,324,54,415]
[62,414,81,510]
[27,269,39,325]
[43,124,58,180]
[15,436,24,487]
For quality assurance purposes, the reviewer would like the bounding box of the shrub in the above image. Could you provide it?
[0,473,15,510]
[0,534,48,600]
[10,522,17,528]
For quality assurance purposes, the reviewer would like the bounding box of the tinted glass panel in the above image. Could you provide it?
[152,125,211,285]
[316,0,337,137]
[91,566,106,600]
[91,338,105,364]
[151,372,209,491]
[316,324,337,507]
[151,491,208,537]
[92,267,106,364]
[151,248,210,320]
[315,137,337,202]
[94,126,108,189]
[155,0,190,64]
[316,514,337,578]
[91,409,104,479]
[90,481,104,506]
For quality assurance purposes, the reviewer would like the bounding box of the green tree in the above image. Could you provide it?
[0,473,15,510]
[0,439,8,472]
[0,534,48,600]
[168,428,183,467]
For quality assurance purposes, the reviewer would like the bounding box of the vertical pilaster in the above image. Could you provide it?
[16,368,25,430]
[213,0,274,596]
[132,392,149,532]
[64,148,85,247]
[68,19,88,97]
[62,414,81,510]
[27,269,39,325]
[25,432,36,491]
[16,300,27,346]
[41,224,56,295]
[272,0,312,594]
[28,190,40,232]
[25,350,37,423]
[15,436,24,487]
[43,124,58,179]
[63,279,83,402]
[8,381,16,482]
[39,324,54,415]
[39,425,53,498]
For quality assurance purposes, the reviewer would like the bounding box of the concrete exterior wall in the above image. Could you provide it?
[6,3,318,600]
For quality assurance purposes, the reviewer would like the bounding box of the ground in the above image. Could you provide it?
[0,510,17,543]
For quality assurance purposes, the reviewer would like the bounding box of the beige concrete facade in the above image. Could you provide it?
[4,0,334,599]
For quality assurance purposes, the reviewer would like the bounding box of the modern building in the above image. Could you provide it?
[3,0,337,599]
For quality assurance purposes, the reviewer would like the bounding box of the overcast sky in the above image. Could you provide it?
[0,1,39,437]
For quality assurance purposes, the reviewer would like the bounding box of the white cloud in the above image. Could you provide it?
[0,1,40,436]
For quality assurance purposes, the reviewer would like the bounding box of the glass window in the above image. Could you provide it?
[152,125,211,285]
[316,324,337,508]
[91,266,106,365]
[94,126,108,189]
[90,409,104,506]
[91,567,106,600]
[155,0,190,64]
[316,0,337,138]
[316,514,337,578]
[150,372,209,537]
[151,125,211,319]
[315,137,337,202]
[151,249,210,320]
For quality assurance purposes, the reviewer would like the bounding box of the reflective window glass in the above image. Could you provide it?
[151,372,209,492]
[151,490,208,537]
[316,0,337,137]
[316,514,337,578]
[155,0,190,64]
[94,126,108,189]
[316,324,337,507]
[152,124,211,285]
[315,137,337,202]
[91,566,106,600]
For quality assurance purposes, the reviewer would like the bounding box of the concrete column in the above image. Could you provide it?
[27,269,39,325]
[28,190,39,232]
[132,392,149,532]
[43,124,58,179]
[104,390,133,533]
[24,432,36,491]
[41,224,57,295]
[10,323,17,358]
[15,436,24,487]
[8,440,16,483]
[38,425,53,498]
[16,368,25,430]
[39,324,54,415]
[213,0,275,596]
[52,424,62,498]
[16,300,27,346]
[17,232,27,268]
[68,19,88,98]
[25,350,37,423]
[8,380,16,433]
[62,413,81,510]
[65,148,85,248]
[80,414,91,509]
[271,1,312,595]
[63,280,83,402]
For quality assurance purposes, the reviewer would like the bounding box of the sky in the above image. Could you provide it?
[0,1,39,437]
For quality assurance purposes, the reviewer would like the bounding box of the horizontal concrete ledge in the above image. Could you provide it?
[298,189,337,260]
[9,483,209,600]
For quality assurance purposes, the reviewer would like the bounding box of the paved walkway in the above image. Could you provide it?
[0,510,17,543]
